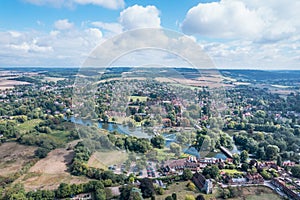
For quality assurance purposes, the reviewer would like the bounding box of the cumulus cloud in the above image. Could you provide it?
[119,5,161,30]
[83,29,214,69]
[0,25,104,66]
[9,41,53,53]
[182,0,300,42]
[181,0,264,39]
[54,19,74,30]
[85,28,103,41]
[91,21,123,34]
[23,0,124,9]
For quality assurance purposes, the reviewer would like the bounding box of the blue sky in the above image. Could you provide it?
[0,0,299,69]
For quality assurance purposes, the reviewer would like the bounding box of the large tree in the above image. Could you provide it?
[240,150,249,163]
[266,145,279,160]
[150,135,165,149]
[291,166,300,178]
[202,165,220,179]
[140,178,155,198]
[182,169,193,180]
[170,142,181,156]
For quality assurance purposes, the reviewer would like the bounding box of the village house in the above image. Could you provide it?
[70,193,92,200]
[257,161,279,170]
[227,177,247,185]
[272,178,300,200]
[283,160,296,167]
[225,173,263,185]
[162,157,223,174]
[246,173,264,184]
[192,172,213,194]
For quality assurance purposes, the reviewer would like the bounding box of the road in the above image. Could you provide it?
[263,180,289,199]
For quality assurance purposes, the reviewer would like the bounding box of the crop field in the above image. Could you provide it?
[0,78,30,90]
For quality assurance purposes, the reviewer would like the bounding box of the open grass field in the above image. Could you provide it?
[153,183,282,200]
[221,169,244,175]
[155,148,177,162]
[16,119,43,134]
[0,142,37,177]
[17,172,89,191]
[169,83,200,90]
[154,181,200,200]
[16,147,90,191]
[29,148,73,174]
[129,95,148,102]
[87,150,128,170]
[156,76,231,88]
[220,186,283,200]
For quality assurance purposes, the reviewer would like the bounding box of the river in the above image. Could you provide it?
[66,116,239,159]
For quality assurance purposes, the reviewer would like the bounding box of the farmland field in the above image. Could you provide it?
[42,77,65,82]
[0,79,30,90]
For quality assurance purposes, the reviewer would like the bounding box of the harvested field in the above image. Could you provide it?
[43,77,65,82]
[18,173,89,191]
[16,147,90,191]
[0,142,37,177]
[29,148,73,174]
[0,79,30,90]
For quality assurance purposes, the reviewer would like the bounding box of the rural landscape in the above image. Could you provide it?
[1,0,300,200]
[0,67,300,200]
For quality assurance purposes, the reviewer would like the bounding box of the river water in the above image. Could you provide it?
[66,116,239,159]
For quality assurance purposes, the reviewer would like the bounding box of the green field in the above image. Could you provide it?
[16,119,43,134]
[245,193,282,200]
[155,148,177,162]
[154,181,200,200]
[221,169,244,175]
[128,96,148,102]
[88,150,128,170]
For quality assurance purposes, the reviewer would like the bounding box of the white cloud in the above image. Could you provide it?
[54,19,74,30]
[0,25,104,66]
[119,5,161,30]
[9,40,53,53]
[182,0,300,42]
[9,31,22,38]
[91,21,123,34]
[74,0,124,10]
[85,28,103,41]
[199,39,300,69]
[182,0,264,39]
[23,0,124,9]
[83,29,214,69]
